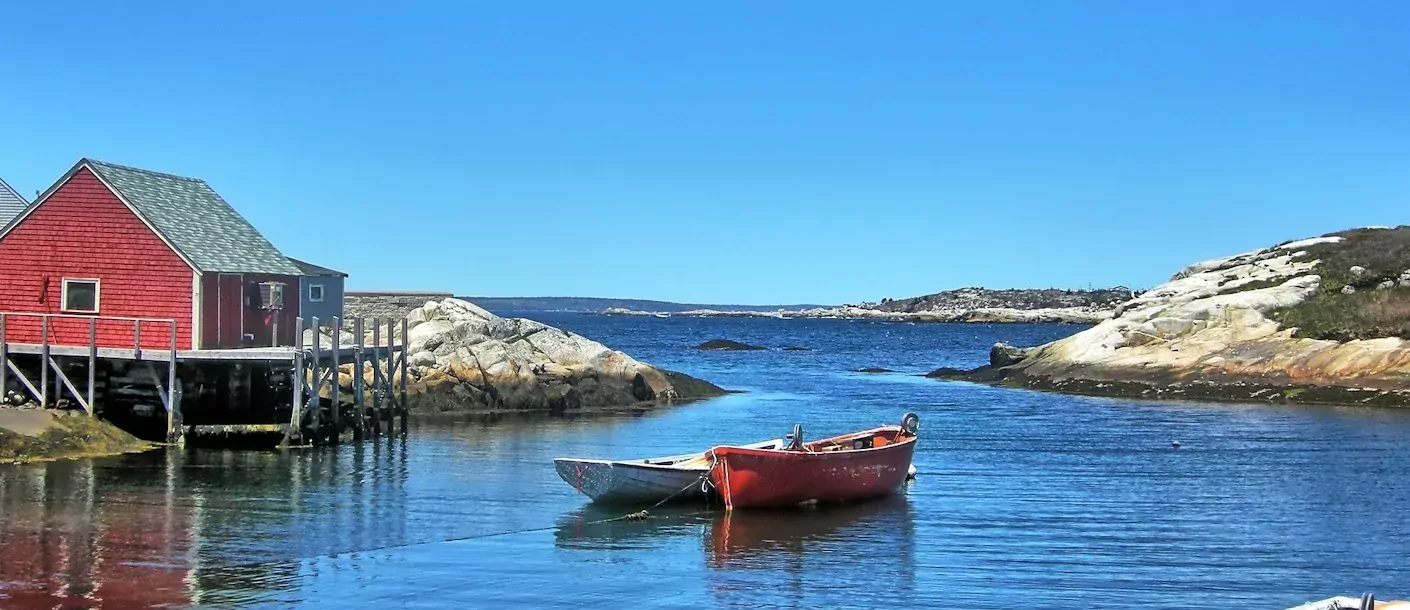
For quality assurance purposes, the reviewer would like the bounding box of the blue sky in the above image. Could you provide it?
[1,2,1405,305]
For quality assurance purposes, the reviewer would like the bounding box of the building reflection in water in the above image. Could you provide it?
[0,438,412,608]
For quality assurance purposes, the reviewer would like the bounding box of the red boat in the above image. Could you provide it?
[708,413,919,509]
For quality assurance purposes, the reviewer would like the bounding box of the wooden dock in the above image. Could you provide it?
[0,312,410,446]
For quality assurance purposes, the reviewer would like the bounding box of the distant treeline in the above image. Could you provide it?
[459,296,830,313]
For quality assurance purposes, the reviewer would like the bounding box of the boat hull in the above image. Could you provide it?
[554,458,709,505]
[709,427,917,509]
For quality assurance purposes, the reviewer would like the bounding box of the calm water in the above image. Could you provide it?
[3,315,1409,608]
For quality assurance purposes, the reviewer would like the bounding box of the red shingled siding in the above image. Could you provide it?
[0,168,196,350]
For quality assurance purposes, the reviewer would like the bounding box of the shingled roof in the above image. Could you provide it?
[81,159,303,275]
[0,177,29,228]
[288,257,349,277]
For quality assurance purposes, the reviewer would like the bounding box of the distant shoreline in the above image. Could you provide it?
[598,305,1110,324]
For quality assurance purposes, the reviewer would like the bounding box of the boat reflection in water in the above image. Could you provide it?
[705,495,917,606]
[553,487,917,606]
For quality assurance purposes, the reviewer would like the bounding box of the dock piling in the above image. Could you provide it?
[331,317,340,444]
[40,316,49,408]
[290,316,305,445]
[400,317,409,432]
[167,322,178,442]
[87,318,96,416]
[1,314,8,404]
[353,317,365,440]
[310,316,321,440]
[371,318,383,436]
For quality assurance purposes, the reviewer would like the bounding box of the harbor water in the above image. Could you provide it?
[2,314,1408,607]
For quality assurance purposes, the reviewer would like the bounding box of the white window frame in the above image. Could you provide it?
[61,278,101,314]
[308,283,325,303]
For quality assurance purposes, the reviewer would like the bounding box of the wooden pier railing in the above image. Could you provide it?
[0,311,409,446]
[0,312,179,433]
[291,316,409,444]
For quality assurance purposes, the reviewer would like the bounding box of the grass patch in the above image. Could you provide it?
[1300,226,1410,292]
[1266,226,1410,342]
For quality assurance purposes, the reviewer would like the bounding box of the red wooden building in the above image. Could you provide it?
[0,159,309,350]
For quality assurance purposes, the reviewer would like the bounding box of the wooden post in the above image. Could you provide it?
[400,317,409,433]
[290,316,304,444]
[87,317,96,416]
[353,317,365,440]
[309,316,321,442]
[331,316,340,444]
[1,314,8,404]
[40,316,49,408]
[371,317,382,437]
[134,320,142,360]
[385,318,395,437]
[167,322,178,442]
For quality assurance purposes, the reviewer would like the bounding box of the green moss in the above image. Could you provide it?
[1282,388,1306,399]
[0,414,153,463]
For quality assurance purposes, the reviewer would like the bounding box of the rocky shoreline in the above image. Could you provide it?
[931,228,1410,407]
[328,298,728,417]
[602,304,1112,324]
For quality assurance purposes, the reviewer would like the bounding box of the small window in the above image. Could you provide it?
[309,284,325,302]
[62,278,99,313]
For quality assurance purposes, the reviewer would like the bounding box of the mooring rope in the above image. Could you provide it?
[194,469,721,573]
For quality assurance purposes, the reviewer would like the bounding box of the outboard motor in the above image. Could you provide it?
[901,412,920,436]
[785,423,804,451]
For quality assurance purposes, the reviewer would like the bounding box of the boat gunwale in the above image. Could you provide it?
[708,425,915,459]
[553,438,785,470]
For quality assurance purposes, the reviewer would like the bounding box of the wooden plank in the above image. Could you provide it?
[145,363,170,413]
[48,356,91,413]
[6,360,40,402]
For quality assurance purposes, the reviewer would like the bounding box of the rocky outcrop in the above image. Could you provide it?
[989,342,1030,367]
[697,339,767,351]
[933,229,1410,407]
[330,298,726,416]
[1,409,153,463]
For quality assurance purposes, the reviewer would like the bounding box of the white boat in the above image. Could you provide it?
[555,439,782,505]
